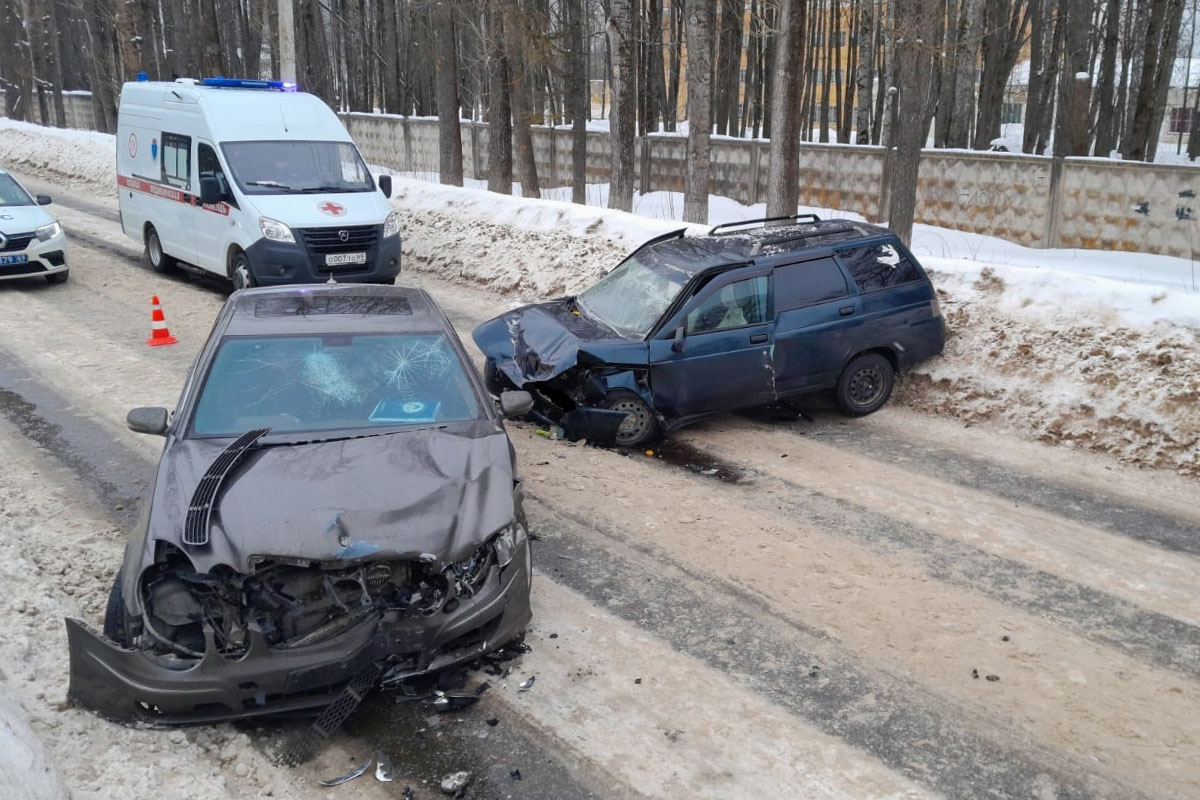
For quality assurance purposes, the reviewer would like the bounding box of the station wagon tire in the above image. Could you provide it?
[835,353,894,416]
[230,250,257,291]
[102,569,131,646]
[145,226,177,274]
[45,270,68,284]
[605,389,658,448]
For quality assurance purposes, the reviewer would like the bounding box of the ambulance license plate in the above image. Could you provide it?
[0,254,30,266]
[325,252,366,266]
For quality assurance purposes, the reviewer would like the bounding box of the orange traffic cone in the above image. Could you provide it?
[146,295,178,346]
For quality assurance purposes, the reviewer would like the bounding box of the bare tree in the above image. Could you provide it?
[887,0,937,244]
[684,0,714,222]
[434,0,464,185]
[566,0,588,202]
[503,0,539,197]
[485,1,513,193]
[607,0,636,211]
[947,0,982,148]
[765,0,808,217]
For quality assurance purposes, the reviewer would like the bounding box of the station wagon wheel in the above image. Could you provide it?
[230,250,257,291]
[145,226,177,274]
[605,389,658,448]
[835,353,895,417]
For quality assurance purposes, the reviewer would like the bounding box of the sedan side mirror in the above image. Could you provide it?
[127,406,169,436]
[671,325,686,353]
[378,174,393,198]
[36,194,52,206]
[499,390,534,419]
[198,176,221,206]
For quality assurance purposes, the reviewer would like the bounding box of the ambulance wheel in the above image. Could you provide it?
[145,226,177,274]
[230,250,257,291]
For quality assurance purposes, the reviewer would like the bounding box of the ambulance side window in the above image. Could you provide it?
[161,132,191,189]
[197,143,233,205]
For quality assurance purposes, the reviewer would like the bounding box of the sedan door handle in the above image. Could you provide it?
[749,333,769,344]
[839,305,856,317]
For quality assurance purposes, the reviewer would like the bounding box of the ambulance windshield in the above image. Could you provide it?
[221,140,375,195]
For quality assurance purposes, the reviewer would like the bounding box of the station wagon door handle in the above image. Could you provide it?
[839,305,856,317]
[749,333,769,344]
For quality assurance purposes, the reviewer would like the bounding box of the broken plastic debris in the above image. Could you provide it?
[971,668,980,679]
[318,756,373,787]
[518,675,536,691]
[440,770,472,794]
[375,752,394,782]
[432,690,480,712]
[510,768,523,780]
[486,717,500,726]
[985,674,1000,682]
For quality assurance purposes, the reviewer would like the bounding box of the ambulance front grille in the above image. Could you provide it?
[300,225,379,255]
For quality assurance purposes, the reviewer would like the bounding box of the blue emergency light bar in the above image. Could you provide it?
[201,77,297,91]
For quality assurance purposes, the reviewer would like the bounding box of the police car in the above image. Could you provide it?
[0,167,69,284]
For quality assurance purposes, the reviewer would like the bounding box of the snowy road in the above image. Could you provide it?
[2,170,1199,799]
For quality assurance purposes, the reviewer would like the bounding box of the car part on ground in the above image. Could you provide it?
[66,285,534,748]
[473,216,945,446]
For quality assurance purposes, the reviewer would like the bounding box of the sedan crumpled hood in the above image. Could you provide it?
[146,422,515,574]
[472,299,642,388]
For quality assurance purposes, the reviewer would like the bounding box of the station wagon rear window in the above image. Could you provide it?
[837,243,922,292]
[774,258,849,311]
[191,333,480,436]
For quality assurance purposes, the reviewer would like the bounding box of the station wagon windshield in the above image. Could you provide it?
[0,173,34,207]
[221,140,375,194]
[191,333,481,436]
[576,253,691,337]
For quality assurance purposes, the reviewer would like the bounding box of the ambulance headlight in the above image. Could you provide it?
[258,216,295,244]
[34,222,62,242]
[382,211,400,239]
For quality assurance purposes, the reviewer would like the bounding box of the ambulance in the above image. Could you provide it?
[117,77,399,289]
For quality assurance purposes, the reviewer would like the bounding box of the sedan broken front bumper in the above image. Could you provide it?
[65,541,532,724]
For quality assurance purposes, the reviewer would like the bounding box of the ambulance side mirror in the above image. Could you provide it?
[199,176,221,206]
[378,174,392,198]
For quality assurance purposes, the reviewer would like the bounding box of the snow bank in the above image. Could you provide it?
[3,120,1197,473]
[0,676,66,800]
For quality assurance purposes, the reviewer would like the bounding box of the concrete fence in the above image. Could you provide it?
[6,92,1200,259]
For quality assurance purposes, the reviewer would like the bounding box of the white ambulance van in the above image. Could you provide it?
[117,77,399,289]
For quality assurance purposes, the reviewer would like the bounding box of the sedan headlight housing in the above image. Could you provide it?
[258,216,295,243]
[34,221,62,242]
[382,211,400,238]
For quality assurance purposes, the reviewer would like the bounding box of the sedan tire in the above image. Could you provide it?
[835,353,894,416]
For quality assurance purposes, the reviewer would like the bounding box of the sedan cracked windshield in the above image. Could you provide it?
[65,285,534,730]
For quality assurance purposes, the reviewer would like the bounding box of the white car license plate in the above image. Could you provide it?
[325,252,366,266]
[0,254,29,266]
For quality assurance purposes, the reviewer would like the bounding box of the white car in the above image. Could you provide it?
[0,167,69,284]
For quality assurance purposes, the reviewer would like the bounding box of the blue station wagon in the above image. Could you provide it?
[472,215,946,446]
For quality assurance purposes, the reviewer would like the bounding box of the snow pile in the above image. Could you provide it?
[0,119,116,189]
[0,675,66,800]
[3,119,1198,473]
[902,261,1200,474]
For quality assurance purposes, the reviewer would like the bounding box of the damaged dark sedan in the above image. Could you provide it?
[474,215,946,446]
[67,284,535,723]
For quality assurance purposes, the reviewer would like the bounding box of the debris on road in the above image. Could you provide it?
[510,768,523,780]
[440,770,472,795]
[374,752,394,783]
[317,756,372,787]
[986,674,1001,682]
[519,675,537,691]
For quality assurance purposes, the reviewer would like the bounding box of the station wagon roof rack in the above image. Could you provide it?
[708,214,821,236]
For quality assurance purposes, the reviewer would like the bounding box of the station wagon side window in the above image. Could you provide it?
[686,276,769,334]
[836,242,922,292]
[161,132,192,189]
[774,258,849,312]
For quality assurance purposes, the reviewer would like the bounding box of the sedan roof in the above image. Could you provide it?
[222,284,447,336]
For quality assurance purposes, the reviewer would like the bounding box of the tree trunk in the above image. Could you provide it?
[607,0,636,210]
[877,0,896,146]
[565,0,589,201]
[504,0,540,197]
[684,0,714,222]
[434,0,464,185]
[1053,0,1090,157]
[765,0,807,217]
[854,0,874,142]
[486,1,513,194]
[1145,0,1186,162]
[947,0,982,147]
[887,0,936,245]
[0,0,35,121]
[1122,0,1156,157]
[1091,0,1121,155]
